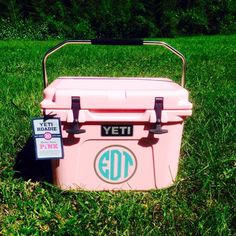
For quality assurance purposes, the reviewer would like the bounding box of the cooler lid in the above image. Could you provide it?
[41,77,192,110]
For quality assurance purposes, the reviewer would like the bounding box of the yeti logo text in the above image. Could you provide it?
[101,125,133,136]
[94,145,137,184]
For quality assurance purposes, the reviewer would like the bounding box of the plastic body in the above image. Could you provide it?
[41,77,192,190]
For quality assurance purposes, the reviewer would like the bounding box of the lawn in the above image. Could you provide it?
[0,35,235,235]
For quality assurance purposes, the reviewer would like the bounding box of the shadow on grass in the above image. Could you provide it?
[14,137,52,183]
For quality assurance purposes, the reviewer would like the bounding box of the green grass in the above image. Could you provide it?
[0,35,235,235]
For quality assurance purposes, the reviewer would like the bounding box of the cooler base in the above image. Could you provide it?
[51,122,183,191]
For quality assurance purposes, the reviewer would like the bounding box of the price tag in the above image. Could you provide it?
[32,117,64,160]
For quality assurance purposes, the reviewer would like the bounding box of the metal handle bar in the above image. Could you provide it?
[42,39,186,88]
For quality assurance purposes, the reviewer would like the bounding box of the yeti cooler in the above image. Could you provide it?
[40,39,192,190]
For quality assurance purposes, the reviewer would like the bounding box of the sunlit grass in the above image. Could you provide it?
[0,35,235,235]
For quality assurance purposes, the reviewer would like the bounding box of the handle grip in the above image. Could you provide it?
[42,39,186,88]
[91,39,143,45]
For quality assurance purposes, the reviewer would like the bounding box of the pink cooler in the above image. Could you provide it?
[41,39,192,190]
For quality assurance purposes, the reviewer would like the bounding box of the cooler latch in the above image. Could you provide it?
[66,97,86,134]
[149,97,168,134]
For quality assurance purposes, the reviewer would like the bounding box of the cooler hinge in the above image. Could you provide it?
[149,97,168,134]
[66,97,86,134]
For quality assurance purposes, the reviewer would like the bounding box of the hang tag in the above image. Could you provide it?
[32,117,64,160]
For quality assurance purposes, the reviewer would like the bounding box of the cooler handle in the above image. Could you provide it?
[91,39,143,45]
[43,39,186,88]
